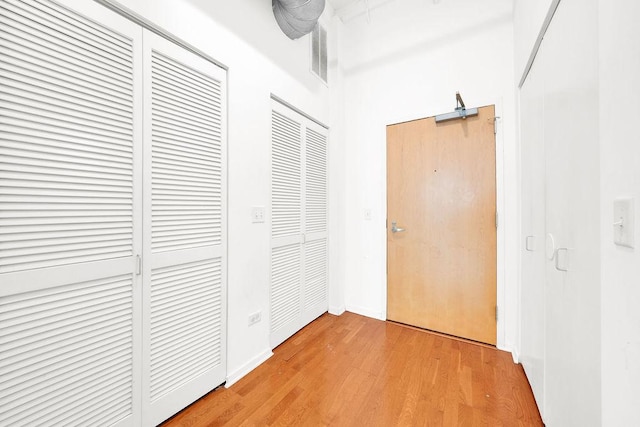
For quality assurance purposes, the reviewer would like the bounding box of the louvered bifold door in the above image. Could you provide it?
[301,123,328,326]
[0,0,143,426]
[141,30,227,426]
[270,100,328,349]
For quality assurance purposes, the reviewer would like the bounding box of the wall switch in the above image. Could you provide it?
[364,208,372,221]
[252,206,265,223]
[614,198,634,248]
[248,311,262,326]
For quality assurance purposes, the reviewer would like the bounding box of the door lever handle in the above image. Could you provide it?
[391,221,405,233]
[555,248,569,272]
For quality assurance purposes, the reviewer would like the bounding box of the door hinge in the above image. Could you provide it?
[136,254,142,276]
[495,306,499,321]
[494,116,501,135]
[495,212,499,229]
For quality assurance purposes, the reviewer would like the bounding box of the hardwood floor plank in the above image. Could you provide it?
[161,313,543,427]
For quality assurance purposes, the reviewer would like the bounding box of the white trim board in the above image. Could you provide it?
[93,0,228,70]
[270,94,329,130]
[518,0,562,88]
[225,349,273,388]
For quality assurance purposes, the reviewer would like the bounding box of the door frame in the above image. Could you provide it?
[383,100,508,350]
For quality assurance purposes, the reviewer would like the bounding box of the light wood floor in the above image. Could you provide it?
[162,312,543,426]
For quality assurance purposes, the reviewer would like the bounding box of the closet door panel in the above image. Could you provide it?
[270,106,303,348]
[519,48,546,418]
[142,30,226,426]
[302,125,327,323]
[270,243,303,346]
[271,109,302,240]
[542,1,601,423]
[0,0,142,425]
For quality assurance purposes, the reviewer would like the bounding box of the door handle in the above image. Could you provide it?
[555,248,569,272]
[525,235,535,251]
[391,221,405,233]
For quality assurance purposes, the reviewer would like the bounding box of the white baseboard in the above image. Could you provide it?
[498,343,519,364]
[511,348,520,364]
[346,304,385,321]
[225,348,273,388]
[496,343,520,364]
[328,304,346,315]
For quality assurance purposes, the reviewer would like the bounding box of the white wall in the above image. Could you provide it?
[599,0,640,424]
[328,17,348,316]
[116,0,345,385]
[512,0,554,81]
[340,0,518,351]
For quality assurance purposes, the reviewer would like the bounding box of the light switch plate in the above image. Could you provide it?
[364,208,372,221]
[614,198,634,248]
[252,206,265,223]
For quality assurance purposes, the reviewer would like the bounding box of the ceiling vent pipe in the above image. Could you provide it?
[273,0,326,40]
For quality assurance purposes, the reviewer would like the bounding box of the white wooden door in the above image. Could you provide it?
[519,46,546,418]
[270,100,328,348]
[518,0,600,424]
[542,0,600,424]
[0,0,142,425]
[141,31,227,425]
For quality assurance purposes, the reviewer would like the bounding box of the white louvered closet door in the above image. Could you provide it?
[141,31,227,426]
[270,100,328,348]
[0,0,142,426]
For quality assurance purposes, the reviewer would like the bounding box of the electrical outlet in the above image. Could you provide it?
[248,311,262,326]
[252,206,265,223]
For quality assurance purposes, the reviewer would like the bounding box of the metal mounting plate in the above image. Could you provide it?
[435,107,479,123]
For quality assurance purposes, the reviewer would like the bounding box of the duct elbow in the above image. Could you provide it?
[273,0,326,40]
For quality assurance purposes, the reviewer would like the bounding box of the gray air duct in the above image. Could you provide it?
[273,0,326,40]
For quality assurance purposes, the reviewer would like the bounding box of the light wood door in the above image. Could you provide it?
[387,105,497,345]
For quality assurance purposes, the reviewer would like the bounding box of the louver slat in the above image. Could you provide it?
[0,275,134,426]
[151,51,222,253]
[271,244,301,333]
[149,259,223,401]
[271,111,301,238]
[305,128,327,234]
[0,0,134,274]
[304,239,327,309]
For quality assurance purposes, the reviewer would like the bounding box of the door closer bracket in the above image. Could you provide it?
[435,91,479,123]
